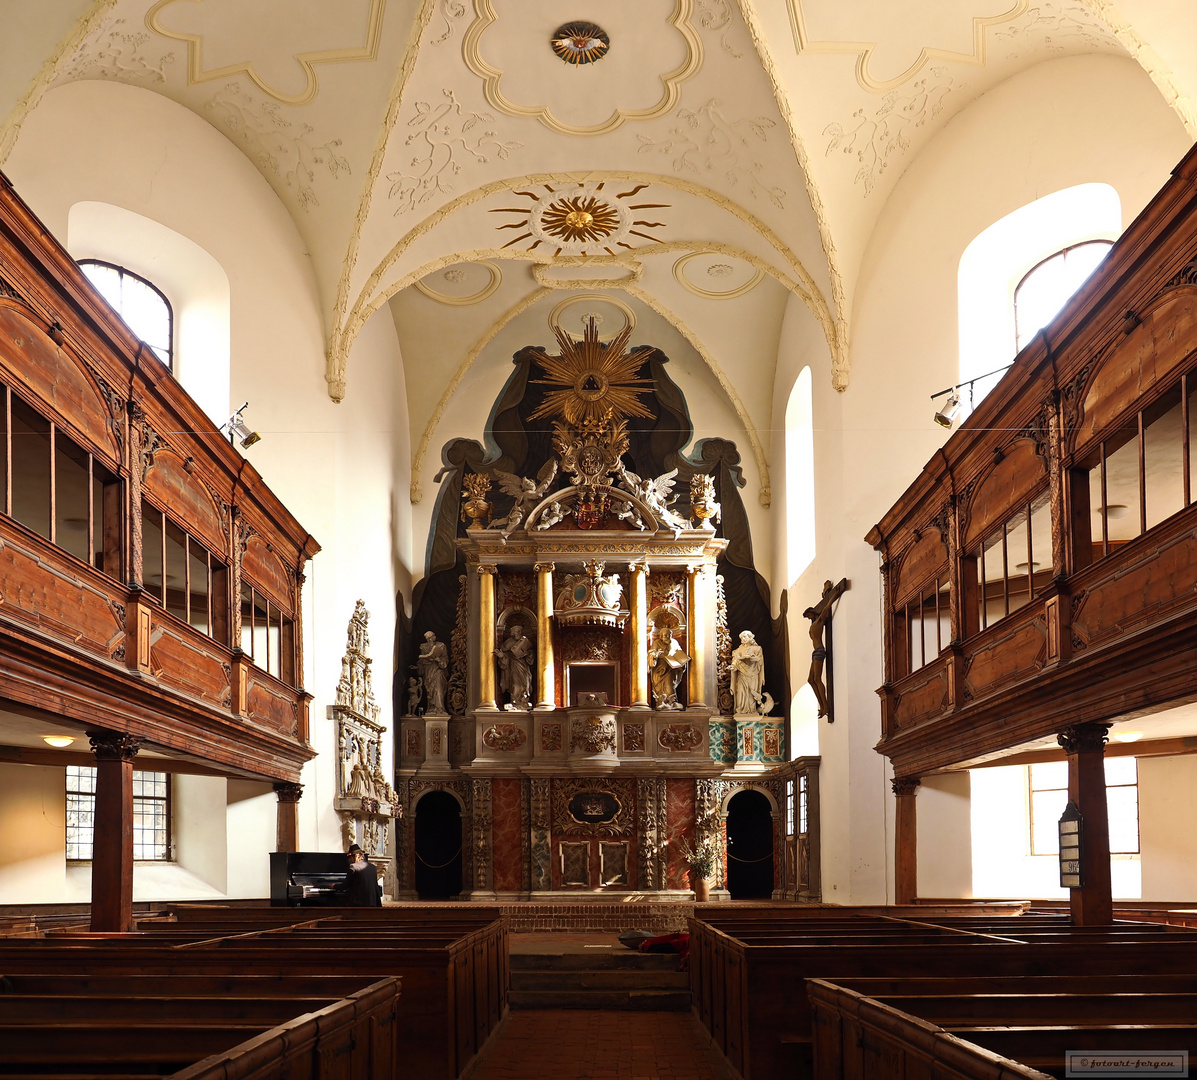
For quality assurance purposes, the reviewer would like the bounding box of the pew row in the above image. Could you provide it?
[808,977,1197,1080]
[687,910,1197,1080]
[0,910,508,1080]
[0,976,399,1080]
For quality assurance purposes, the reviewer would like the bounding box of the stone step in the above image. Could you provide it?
[508,988,692,1011]
[509,950,679,971]
[511,969,688,991]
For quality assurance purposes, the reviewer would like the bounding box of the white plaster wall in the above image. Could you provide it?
[226,780,276,898]
[917,773,973,898]
[174,775,228,893]
[1139,755,1197,900]
[0,764,66,902]
[6,79,410,898]
[792,53,1190,904]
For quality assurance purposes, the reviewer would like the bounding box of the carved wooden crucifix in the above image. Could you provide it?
[803,578,849,722]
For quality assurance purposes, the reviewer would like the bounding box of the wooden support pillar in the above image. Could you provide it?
[274,782,303,853]
[628,561,650,708]
[534,562,555,708]
[477,564,497,709]
[1059,723,1113,925]
[687,563,708,708]
[892,776,920,905]
[86,730,141,933]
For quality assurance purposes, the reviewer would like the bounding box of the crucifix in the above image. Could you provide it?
[803,578,849,722]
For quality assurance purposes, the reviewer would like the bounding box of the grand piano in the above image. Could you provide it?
[270,851,358,907]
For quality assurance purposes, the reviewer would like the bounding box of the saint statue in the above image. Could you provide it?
[649,625,689,710]
[496,624,534,711]
[730,630,765,716]
[416,631,448,715]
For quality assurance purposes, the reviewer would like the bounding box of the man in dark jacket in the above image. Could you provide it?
[342,843,381,906]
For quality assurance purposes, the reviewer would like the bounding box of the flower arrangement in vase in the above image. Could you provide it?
[678,833,719,902]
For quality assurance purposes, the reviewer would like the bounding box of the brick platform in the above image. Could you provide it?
[499,901,694,933]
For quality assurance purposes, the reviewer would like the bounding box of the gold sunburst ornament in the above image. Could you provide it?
[528,319,655,427]
[540,195,622,244]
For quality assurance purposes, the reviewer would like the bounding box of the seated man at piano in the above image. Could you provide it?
[340,843,382,907]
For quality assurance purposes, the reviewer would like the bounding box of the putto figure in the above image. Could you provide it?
[729,630,765,716]
[494,459,558,538]
[649,625,690,710]
[496,624,534,711]
[415,631,449,715]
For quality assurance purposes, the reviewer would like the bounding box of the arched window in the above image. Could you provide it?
[1013,240,1115,352]
[958,183,1121,409]
[79,259,173,370]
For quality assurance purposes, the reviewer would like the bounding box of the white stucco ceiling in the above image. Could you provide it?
[0,0,1195,468]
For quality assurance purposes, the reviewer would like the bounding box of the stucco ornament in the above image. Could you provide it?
[463,0,703,136]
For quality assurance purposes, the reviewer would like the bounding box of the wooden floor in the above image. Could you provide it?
[467,1009,736,1080]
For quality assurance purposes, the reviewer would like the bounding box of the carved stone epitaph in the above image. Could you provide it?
[332,602,398,873]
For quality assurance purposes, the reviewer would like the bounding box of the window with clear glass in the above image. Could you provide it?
[786,780,795,837]
[66,765,171,861]
[239,580,296,684]
[970,490,1051,633]
[1014,241,1115,353]
[79,260,173,369]
[2,385,121,576]
[140,499,228,645]
[1082,371,1196,565]
[1028,757,1139,855]
[899,574,951,675]
[799,775,808,835]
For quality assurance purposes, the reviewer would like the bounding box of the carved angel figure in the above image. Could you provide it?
[534,499,568,531]
[618,466,690,535]
[611,497,648,531]
[494,459,558,537]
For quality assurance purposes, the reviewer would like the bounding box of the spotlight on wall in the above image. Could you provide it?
[934,391,962,429]
[220,402,261,449]
[42,735,76,748]
[929,365,1013,429]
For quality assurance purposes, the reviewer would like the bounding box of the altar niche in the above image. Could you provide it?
[395,321,805,898]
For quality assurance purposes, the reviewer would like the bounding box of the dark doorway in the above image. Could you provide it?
[726,790,774,899]
[415,791,463,899]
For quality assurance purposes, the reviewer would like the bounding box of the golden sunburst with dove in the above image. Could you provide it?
[528,319,655,427]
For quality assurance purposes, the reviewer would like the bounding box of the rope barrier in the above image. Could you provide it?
[416,846,463,869]
[726,850,774,863]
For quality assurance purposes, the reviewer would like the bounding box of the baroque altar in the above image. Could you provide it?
[395,322,813,901]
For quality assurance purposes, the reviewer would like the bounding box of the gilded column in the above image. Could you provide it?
[628,561,650,708]
[687,563,708,707]
[535,562,555,708]
[478,564,498,708]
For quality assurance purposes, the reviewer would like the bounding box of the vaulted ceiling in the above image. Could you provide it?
[2,0,1195,491]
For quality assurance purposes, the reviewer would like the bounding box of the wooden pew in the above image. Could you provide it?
[0,976,399,1080]
[0,912,507,1080]
[688,911,1197,1080]
[809,977,1197,1079]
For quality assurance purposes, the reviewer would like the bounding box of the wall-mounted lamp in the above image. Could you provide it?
[930,365,1014,429]
[42,735,76,748]
[220,402,261,449]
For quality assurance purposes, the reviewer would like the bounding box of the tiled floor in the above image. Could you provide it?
[468,1009,735,1080]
